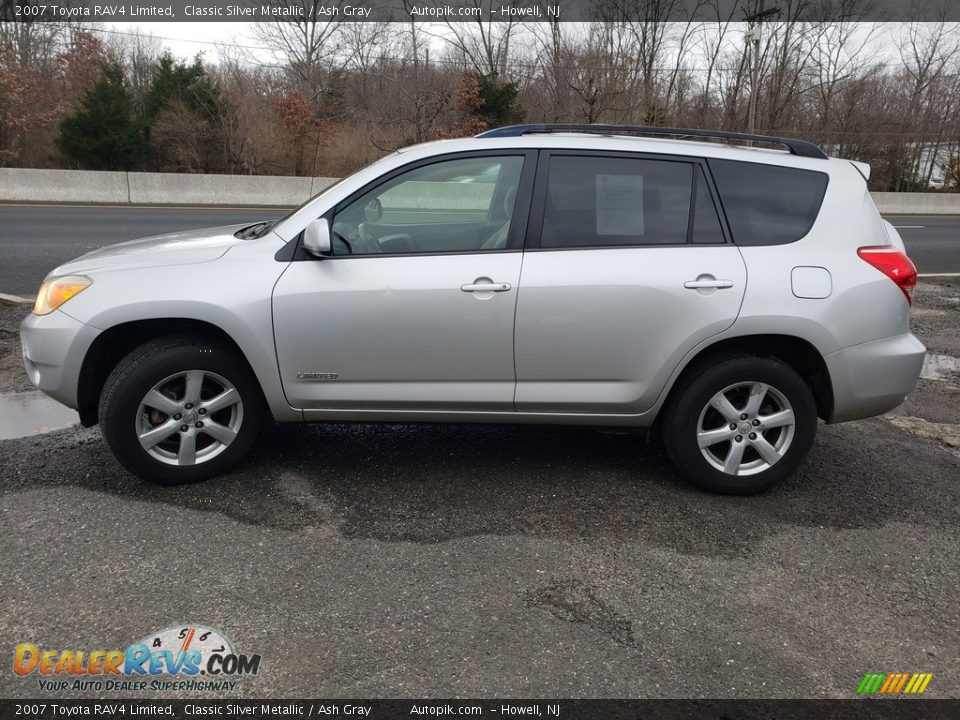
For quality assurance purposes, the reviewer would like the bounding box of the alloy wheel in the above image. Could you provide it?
[135,370,244,466]
[696,381,796,476]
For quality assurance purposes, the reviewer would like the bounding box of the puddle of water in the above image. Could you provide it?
[921,353,960,382]
[0,391,79,440]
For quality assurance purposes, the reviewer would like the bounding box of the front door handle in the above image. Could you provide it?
[684,278,734,289]
[461,282,511,293]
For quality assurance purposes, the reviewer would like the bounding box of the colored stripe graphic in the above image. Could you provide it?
[857,672,933,695]
[893,673,909,693]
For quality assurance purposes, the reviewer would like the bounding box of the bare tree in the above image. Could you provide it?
[809,18,879,153]
[896,20,960,188]
[563,23,639,123]
[253,0,355,104]
[594,0,709,123]
[435,0,523,78]
[689,1,741,126]
[102,26,163,113]
[527,7,583,121]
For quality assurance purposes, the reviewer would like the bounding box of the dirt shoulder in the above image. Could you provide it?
[0,302,32,394]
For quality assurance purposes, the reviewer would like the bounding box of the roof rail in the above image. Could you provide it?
[475,124,828,160]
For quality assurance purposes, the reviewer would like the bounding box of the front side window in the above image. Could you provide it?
[330,155,524,256]
[540,155,696,248]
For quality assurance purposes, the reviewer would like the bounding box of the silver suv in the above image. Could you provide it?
[21,125,926,494]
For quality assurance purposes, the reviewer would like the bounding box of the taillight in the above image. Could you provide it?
[857,246,918,305]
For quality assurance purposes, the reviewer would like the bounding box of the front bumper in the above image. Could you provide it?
[824,332,926,423]
[20,310,99,410]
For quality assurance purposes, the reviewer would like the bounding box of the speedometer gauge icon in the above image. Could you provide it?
[137,624,235,669]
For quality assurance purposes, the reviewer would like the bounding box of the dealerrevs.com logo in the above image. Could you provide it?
[13,624,261,693]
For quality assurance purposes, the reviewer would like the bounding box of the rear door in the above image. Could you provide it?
[513,151,747,414]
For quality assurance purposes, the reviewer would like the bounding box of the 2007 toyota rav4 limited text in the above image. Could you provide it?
[21,124,926,494]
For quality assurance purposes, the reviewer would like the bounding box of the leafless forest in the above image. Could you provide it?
[2,2,960,190]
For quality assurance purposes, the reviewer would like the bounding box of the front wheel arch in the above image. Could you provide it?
[77,319,266,427]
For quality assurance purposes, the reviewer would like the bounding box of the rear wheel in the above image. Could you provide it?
[99,336,264,485]
[663,355,817,494]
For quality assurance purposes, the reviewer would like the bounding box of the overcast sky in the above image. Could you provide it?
[98,20,924,70]
[103,22,267,63]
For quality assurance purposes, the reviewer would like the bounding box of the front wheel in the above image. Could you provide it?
[663,355,818,494]
[99,336,264,485]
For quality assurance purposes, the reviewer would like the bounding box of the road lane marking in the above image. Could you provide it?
[0,202,291,211]
[893,225,926,229]
[919,273,960,277]
[0,292,33,305]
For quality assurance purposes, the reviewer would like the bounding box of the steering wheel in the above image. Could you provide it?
[356,223,380,254]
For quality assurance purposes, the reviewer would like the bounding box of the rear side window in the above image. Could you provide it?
[540,155,693,247]
[708,159,828,246]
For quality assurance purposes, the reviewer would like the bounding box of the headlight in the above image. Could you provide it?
[33,275,92,316]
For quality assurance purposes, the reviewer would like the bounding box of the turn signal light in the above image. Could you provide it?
[33,275,92,316]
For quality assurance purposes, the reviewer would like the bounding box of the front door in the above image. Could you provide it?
[272,152,534,412]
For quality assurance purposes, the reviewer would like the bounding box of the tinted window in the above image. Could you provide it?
[691,167,725,244]
[331,156,524,255]
[540,156,693,247]
[708,159,828,245]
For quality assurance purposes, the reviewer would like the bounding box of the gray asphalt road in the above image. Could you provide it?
[0,205,957,296]
[1,391,958,699]
[887,215,960,274]
[1,279,959,699]
[0,205,284,296]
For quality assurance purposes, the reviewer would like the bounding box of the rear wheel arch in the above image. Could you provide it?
[660,334,834,423]
[77,319,264,427]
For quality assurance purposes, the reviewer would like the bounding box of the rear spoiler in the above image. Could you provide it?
[849,160,871,181]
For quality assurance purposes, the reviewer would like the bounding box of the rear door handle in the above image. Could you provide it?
[461,282,511,293]
[684,278,734,289]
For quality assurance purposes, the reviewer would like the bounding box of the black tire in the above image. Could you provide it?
[663,355,817,495]
[99,335,265,485]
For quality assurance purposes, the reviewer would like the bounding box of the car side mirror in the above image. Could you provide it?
[303,218,332,257]
[364,198,382,223]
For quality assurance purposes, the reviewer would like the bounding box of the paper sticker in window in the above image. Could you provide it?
[596,174,644,236]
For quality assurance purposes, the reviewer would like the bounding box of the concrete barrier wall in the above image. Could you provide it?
[2,168,959,213]
[871,192,960,215]
[0,168,129,204]
[127,172,315,206]
[0,168,338,207]
[380,181,495,210]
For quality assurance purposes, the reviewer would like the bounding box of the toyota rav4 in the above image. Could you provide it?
[21,124,926,494]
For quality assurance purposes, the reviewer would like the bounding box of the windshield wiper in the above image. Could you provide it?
[235,221,275,240]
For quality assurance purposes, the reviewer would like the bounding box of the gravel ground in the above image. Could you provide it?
[0,283,958,700]
[0,302,32,394]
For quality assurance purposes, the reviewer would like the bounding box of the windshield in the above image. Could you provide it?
[246,152,401,240]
